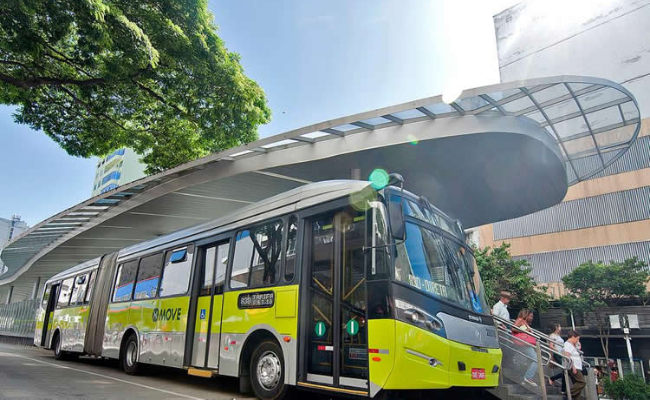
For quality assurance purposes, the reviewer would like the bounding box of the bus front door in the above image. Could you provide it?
[41,283,58,347]
[301,210,369,394]
[190,240,230,370]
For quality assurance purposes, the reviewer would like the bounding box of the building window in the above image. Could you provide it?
[102,171,121,185]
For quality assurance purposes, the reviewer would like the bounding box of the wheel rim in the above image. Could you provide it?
[126,341,137,368]
[256,350,282,390]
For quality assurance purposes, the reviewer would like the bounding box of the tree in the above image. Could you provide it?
[560,258,650,361]
[0,0,270,173]
[474,242,551,312]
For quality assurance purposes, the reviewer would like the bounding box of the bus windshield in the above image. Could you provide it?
[393,220,489,315]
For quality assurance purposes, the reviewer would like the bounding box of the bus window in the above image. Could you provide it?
[284,216,298,282]
[200,246,217,296]
[85,270,96,303]
[41,285,52,309]
[69,274,88,305]
[134,253,163,299]
[112,260,138,302]
[159,245,193,297]
[214,242,229,293]
[57,278,74,308]
[231,220,284,289]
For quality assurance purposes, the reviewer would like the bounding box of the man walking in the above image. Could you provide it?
[491,290,512,321]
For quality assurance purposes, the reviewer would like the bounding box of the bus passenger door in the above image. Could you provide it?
[191,240,230,370]
[301,210,369,394]
[41,283,59,347]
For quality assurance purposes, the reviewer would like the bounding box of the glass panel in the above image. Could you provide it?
[620,101,639,122]
[551,115,588,139]
[214,242,229,292]
[567,82,596,93]
[543,99,580,121]
[455,95,489,111]
[231,220,284,289]
[159,245,193,297]
[332,124,361,132]
[524,110,546,124]
[390,109,425,120]
[368,203,391,280]
[134,253,163,299]
[340,211,368,380]
[578,87,627,111]
[308,213,335,377]
[201,246,216,296]
[70,274,88,305]
[586,105,623,130]
[530,84,568,104]
[113,260,138,302]
[85,271,96,303]
[358,117,390,126]
[393,223,488,314]
[170,249,187,263]
[41,285,51,309]
[422,103,454,114]
[501,95,535,113]
[57,278,74,308]
[485,88,521,102]
[285,216,298,282]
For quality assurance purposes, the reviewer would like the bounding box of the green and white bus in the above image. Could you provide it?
[35,178,501,399]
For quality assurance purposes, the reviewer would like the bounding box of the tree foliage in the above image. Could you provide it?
[603,375,650,400]
[560,258,650,360]
[474,242,551,311]
[0,0,270,173]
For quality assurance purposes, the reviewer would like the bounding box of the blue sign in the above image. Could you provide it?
[470,292,483,313]
[200,309,206,320]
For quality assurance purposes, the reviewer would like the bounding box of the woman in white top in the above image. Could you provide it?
[547,323,566,391]
[564,330,586,400]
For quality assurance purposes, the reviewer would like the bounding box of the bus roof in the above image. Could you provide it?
[47,180,371,283]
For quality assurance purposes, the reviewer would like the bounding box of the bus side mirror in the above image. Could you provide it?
[388,201,406,241]
[387,173,406,241]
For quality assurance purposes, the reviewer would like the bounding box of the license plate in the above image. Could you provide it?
[471,368,486,380]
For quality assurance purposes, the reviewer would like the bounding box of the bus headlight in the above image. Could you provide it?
[395,299,445,337]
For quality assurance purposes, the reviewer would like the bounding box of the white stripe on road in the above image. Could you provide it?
[0,352,204,400]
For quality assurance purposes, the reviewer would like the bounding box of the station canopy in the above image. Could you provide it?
[0,75,641,297]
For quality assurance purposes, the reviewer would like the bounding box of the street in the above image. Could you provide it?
[0,342,251,400]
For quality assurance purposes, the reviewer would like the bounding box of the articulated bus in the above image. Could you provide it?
[34,178,501,399]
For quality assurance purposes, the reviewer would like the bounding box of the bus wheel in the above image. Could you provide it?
[53,333,65,361]
[121,334,140,375]
[250,341,287,400]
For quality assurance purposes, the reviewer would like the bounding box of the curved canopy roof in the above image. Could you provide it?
[0,75,641,297]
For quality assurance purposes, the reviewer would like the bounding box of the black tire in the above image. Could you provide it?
[121,334,141,375]
[52,333,65,361]
[250,340,287,400]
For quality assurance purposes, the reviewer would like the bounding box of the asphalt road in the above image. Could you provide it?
[0,342,254,400]
[0,343,491,400]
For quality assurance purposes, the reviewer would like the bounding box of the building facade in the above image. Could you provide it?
[0,215,28,275]
[91,148,147,196]
[477,0,650,298]
[475,0,650,374]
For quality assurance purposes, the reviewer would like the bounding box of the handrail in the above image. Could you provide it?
[492,314,598,400]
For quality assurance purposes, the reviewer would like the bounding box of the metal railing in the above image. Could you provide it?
[494,314,591,400]
[0,299,39,338]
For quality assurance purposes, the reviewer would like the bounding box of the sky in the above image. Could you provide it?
[0,0,516,227]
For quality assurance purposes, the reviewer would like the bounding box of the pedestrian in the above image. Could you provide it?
[547,323,566,393]
[491,290,512,321]
[513,309,539,387]
[565,330,586,400]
